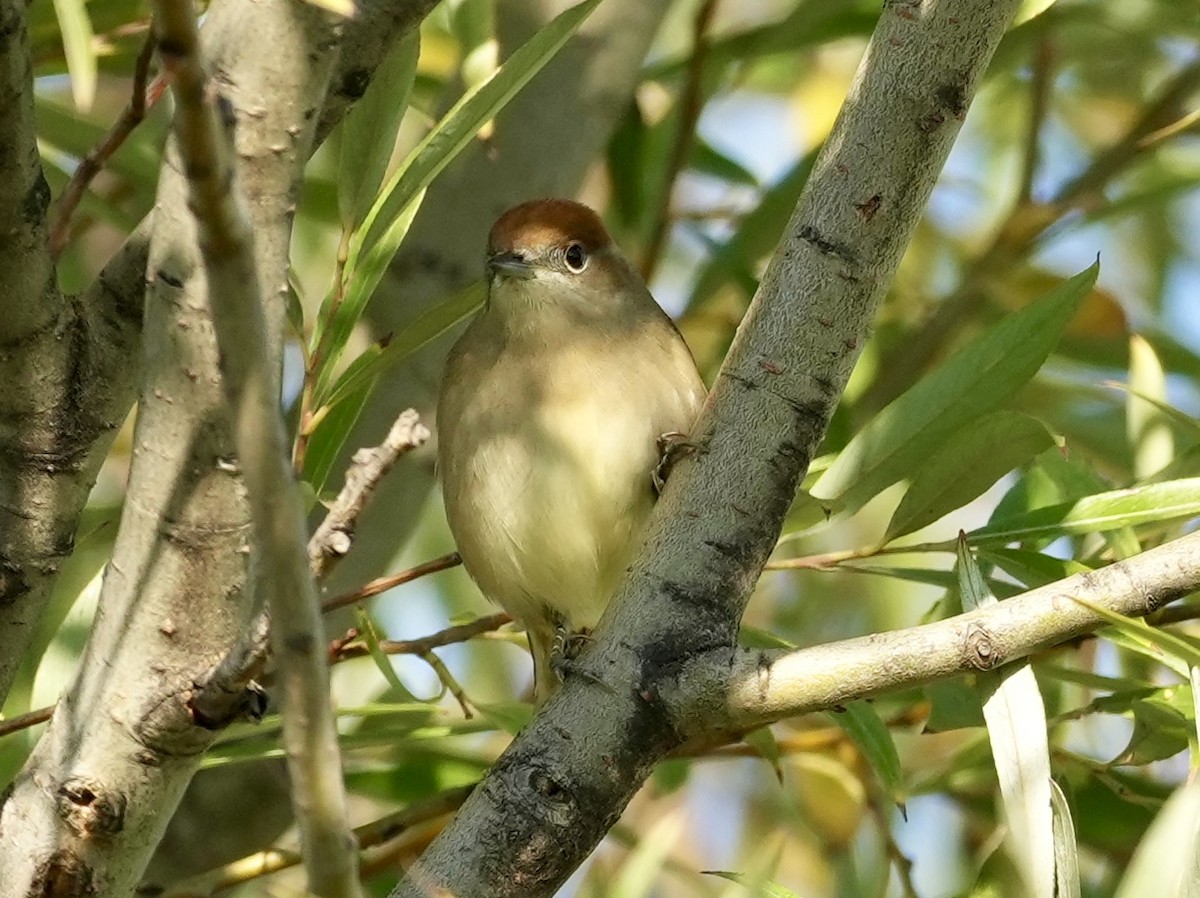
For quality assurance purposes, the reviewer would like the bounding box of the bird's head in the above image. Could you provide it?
[483,199,647,321]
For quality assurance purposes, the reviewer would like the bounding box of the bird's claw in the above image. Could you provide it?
[652,431,700,495]
[550,623,610,693]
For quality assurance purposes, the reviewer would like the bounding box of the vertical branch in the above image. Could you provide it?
[640,0,720,280]
[150,3,361,897]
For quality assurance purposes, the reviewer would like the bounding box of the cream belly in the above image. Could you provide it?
[438,324,704,634]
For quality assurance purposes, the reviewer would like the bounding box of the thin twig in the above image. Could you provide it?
[50,32,161,257]
[321,552,463,614]
[421,651,474,718]
[0,705,53,739]
[295,226,355,474]
[640,0,721,281]
[329,612,511,664]
[308,409,431,579]
[1016,37,1054,205]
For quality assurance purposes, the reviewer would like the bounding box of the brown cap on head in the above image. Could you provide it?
[487,199,613,257]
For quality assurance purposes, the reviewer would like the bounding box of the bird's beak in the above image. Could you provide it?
[487,251,536,281]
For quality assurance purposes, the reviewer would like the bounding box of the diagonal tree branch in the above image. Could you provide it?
[686,530,1200,733]
[392,1,1024,895]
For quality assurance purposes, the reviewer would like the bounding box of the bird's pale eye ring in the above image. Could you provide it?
[563,242,589,273]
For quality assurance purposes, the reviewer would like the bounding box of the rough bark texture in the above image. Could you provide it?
[0,1,142,705]
[678,530,1200,732]
[0,2,341,893]
[392,1,1023,895]
[0,0,441,711]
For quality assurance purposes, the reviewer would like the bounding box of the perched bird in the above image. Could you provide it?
[437,199,706,702]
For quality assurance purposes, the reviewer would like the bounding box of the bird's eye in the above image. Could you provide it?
[564,243,588,273]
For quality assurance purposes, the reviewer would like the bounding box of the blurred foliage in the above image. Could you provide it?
[4,0,1200,896]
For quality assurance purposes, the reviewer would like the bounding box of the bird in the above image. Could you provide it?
[437,198,706,703]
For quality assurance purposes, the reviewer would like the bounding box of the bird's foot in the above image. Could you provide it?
[652,431,701,495]
[550,624,611,693]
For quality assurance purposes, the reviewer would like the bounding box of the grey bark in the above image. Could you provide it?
[687,530,1200,732]
[393,1,1023,895]
[0,1,343,893]
[0,0,440,711]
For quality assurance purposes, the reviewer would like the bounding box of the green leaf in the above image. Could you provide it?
[1114,779,1200,898]
[958,537,1054,897]
[355,608,422,703]
[611,811,684,898]
[691,138,759,187]
[354,0,601,261]
[474,701,532,736]
[744,727,784,783]
[320,280,485,410]
[1114,700,1191,766]
[979,547,1089,589]
[827,703,905,807]
[971,477,1200,545]
[885,411,1056,541]
[812,264,1097,515]
[925,679,985,732]
[338,32,420,231]
[1069,596,1200,677]
[303,380,373,496]
[313,187,428,401]
[1049,780,1081,898]
[51,0,96,111]
[303,281,484,494]
[1127,334,1174,480]
[703,871,807,898]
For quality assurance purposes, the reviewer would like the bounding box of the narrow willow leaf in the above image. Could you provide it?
[355,608,421,703]
[979,547,1089,589]
[321,280,485,410]
[1049,780,1080,898]
[1127,334,1175,479]
[353,0,601,261]
[1069,596,1200,674]
[1191,666,1200,777]
[958,537,1054,898]
[1113,780,1200,898]
[51,0,96,111]
[313,188,427,403]
[886,411,1055,541]
[610,811,684,898]
[828,703,905,808]
[704,872,806,898]
[338,32,420,231]
[813,264,1097,515]
[303,281,485,494]
[303,380,373,496]
[971,477,1200,545]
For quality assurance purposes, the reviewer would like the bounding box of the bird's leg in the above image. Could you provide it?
[653,431,701,495]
